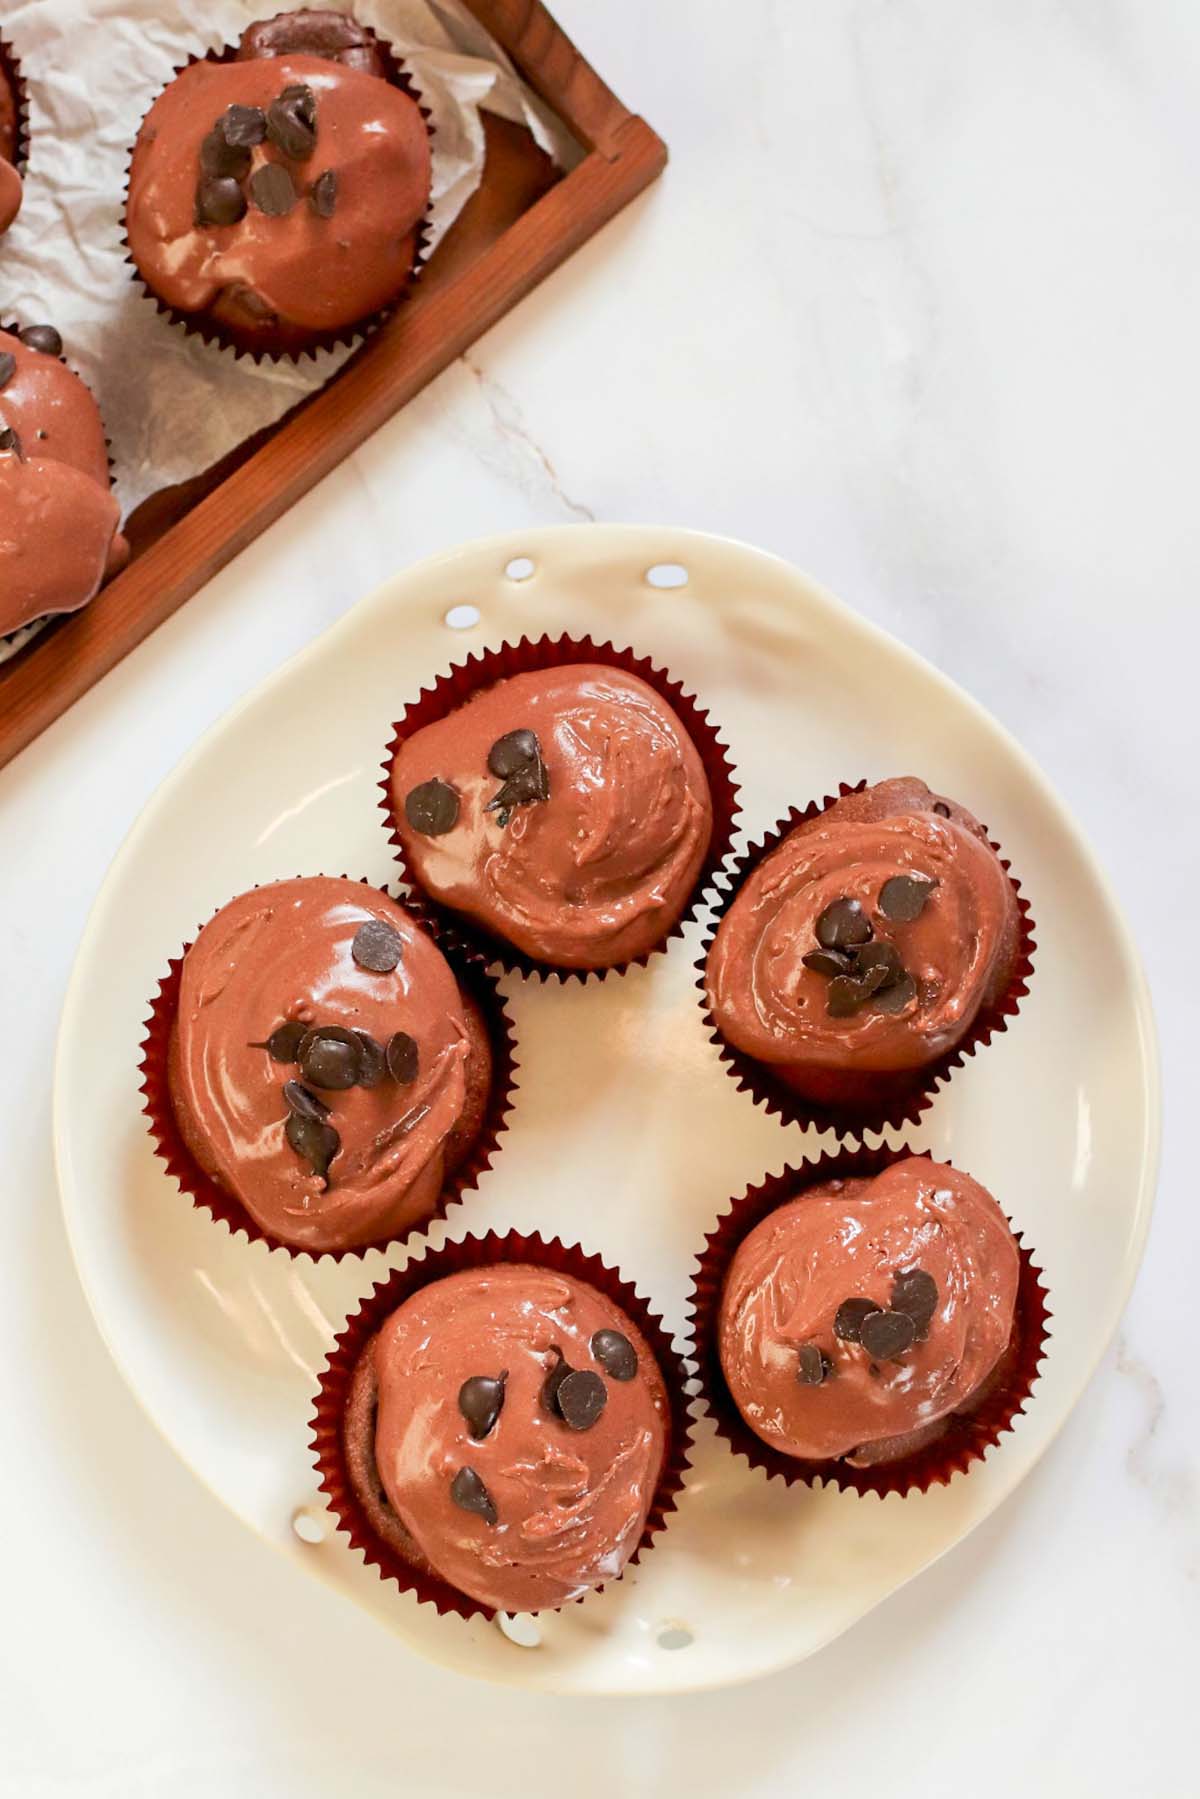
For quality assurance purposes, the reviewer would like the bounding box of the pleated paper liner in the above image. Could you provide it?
[310,1228,694,1622]
[120,26,434,363]
[0,35,29,179]
[380,633,742,982]
[696,780,1037,1142]
[0,316,125,659]
[688,1145,1051,1498]
[139,878,517,1261]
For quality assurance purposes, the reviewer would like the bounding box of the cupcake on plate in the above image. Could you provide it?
[703,778,1032,1132]
[144,878,511,1255]
[125,9,432,356]
[384,641,739,973]
[692,1152,1048,1495]
[0,324,129,638]
[0,39,24,233]
[317,1236,689,1617]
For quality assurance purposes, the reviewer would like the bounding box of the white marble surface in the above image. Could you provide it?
[0,0,1195,1792]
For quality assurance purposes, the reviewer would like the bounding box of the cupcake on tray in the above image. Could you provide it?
[125,9,432,356]
[691,1151,1049,1496]
[0,323,129,639]
[142,878,513,1256]
[384,639,740,975]
[702,778,1033,1134]
[314,1234,690,1617]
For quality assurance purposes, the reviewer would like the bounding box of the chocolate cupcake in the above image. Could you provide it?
[703,778,1032,1132]
[0,324,129,638]
[143,878,512,1255]
[125,10,432,356]
[384,641,739,974]
[317,1236,689,1616]
[692,1151,1048,1495]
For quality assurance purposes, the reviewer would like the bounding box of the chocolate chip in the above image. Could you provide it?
[297,1025,362,1091]
[249,162,298,217]
[486,756,550,826]
[0,427,21,457]
[801,948,854,978]
[869,970,918,1014]
[450,1466,497,1526]
[826,975,866,1018]
[385,1031,419,1085]
[309,170,337,217]
[834,1297,883,1343]
[878,874,936,923]
[557,1369,608,1431]
[540,1349,571,1416]
[351,919,403,974]
[890,1267,938,1337]
[488,729,540,779]
[354,1031,386,1088]
[284,1110,339,1180]
[222,103,267,147]
[796,1343,827,1385]
[18,325,62,358]
[932,801,951,817]
[404,778,460,836]
[458,1372,507,1441]
[815,898,872,950]
[281,1079,329,1123]
[199,126,251,180]
[0,352,14,389]
[266,84,317,159]
[195,175,247,227]
[590,1328,637,1381]
[859,1309,917,1361]
[250,1020,307,1062]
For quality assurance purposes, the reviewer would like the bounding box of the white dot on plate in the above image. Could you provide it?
[496,1612,542,1649]
[505,557,535,581]
[656,1623,694,1651]
[291,1508,329,1545]
[645,563,688,590]
[444,604,481,630]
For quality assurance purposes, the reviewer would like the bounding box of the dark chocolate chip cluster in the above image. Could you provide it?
[795,1266,939,1387]
[448,1327,639,1529]
[194,89,338,228]
[404,728,551,838]
[803,877,936,1020]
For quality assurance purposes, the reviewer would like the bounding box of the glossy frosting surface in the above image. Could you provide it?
[126,55,430,334]
[169,878,474,1251]
[373,1265,669,1612]
[391,664,714,967]
[718,1158,1020,1462]
[707,778,1017,1074]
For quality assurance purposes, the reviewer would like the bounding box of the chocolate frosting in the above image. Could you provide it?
[0,330,127,636]
[372,1265,669,1611]
[126,54,430,338]
[391,665,714,967]
[168,878,478,1252]
[706,778,1018,1083]
[718,1158,1020,1463]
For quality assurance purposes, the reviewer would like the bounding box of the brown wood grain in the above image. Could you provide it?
[0,5,666,772]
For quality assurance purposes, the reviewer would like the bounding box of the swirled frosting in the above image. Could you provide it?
[168,878,484,1252]
[0,330,128,635]
[126,51,430,343]
[390,664,714,967]
[372,1265,669,1612]
[718,1158,1020,1463]
[706,779,1018,1099]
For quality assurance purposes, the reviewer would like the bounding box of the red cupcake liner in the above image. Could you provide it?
[0,36,29,177]
[310,1228,694,1621]
[696,780,1037,1141]
[120,28,434,363]
[688,1144,1051,1497]
[138,877,517,1261]
[380,634,742,981]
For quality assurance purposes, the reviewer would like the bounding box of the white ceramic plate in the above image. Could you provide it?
[55,525,1160,1695]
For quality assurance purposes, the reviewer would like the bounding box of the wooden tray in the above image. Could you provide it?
[0,0,666,771]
